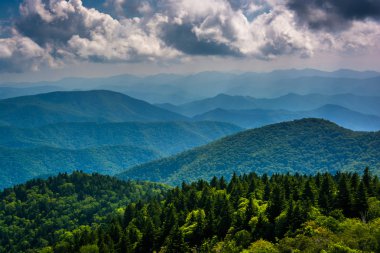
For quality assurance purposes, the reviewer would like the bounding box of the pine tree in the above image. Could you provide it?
[219,176,227,190]
[336,174,354,217]
[244,197,256,229]
[350,173,360,193]
[363,167,373,196]
[210,176,219,188]
[318,174,335,213]
[354,181,369,220]
[302,179,316,205]
[263,183,271,201]
[266,185,286,222]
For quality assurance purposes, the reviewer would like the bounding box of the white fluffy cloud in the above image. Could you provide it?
[0,0,379,72]
[0,34,56,72]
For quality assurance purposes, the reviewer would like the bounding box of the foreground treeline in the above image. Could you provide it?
[27,168,380,253]
[0,172,167,253]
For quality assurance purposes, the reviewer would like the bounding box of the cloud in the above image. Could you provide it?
[0,34,56,72]
[3,0,180,72]
[0,0,379,73]
[287,0,380,31]
[161,0,313,59]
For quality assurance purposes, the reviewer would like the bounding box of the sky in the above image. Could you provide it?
[0,0,380,82]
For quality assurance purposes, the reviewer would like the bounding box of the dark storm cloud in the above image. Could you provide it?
[288,0,380,31]
[16,14,90,47]
[161,23,241,56]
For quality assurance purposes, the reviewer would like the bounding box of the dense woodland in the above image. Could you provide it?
[0,172,167,253]
[1,169,380,252]
[0,121,240,189]
[119,119,380,185]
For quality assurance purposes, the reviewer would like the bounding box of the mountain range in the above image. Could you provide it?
[0,121,240,189]
[158,93,380,117]
[2,69,380,104]
[193,104,380,131]
[156,93,380,131]
[0,121,241,151]
[118,118,380,185]
[1,88,380,188]
[0,90,186,127]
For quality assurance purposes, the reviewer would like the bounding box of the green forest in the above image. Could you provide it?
[0,172,167,253]
[1,169,379,253]
[119,119,380,185]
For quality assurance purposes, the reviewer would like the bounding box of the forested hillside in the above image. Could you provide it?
[4,169,379,252]
[0,172,167,253]
[0,121,240,189]
[119,119,380,185]
[0,145,160,189]
[0,90,186,127]
[0,121,241,150]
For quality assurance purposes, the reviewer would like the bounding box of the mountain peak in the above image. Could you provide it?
[0,90,187,127]
[118,118,378,185]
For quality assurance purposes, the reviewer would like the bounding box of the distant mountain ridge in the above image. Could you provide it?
[0,90,187,127]
[0,85,65,100]
[118,118,380,185]
[158,93,380,117]
[193,104,380,131]
[1,69,379,103]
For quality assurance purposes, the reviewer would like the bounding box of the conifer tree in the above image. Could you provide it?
[336,174,353,216]
[302,179,316,205]
[363,167,373,196]
[266,185,286,222]
[318,174,335,212]
[354,181,369,219]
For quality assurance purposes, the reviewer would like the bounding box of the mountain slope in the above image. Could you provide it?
[118,118,380,185]
[158,93,380,117]
[193,105,380,131]
[0,121,241,151]
[0,121,241,189]
[0,90,187,127]
[0,145,159,189]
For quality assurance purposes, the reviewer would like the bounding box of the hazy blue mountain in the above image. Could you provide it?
[0,86,65,99]
[193,105,380,131]
[258,93,380,116]
[0,90,187,127]
[2,69,379,103]
[261,68,380,79]
[0,121,241,152]
[118,118,380,185]
[157,94,258,116]
[0,145,159,189]
[193,108,300,129]
[158,93,380,117]
[306,105,380,131]
[0,121,241,189]
[228,76,380,98]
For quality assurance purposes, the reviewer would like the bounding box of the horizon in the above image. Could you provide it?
[1,67,380,85]
[1,0,380,83]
